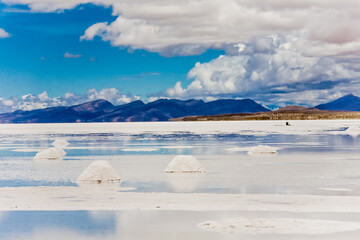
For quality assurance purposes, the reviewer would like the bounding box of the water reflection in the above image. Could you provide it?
[1,132,360,158]
[0,211,117,239]
[165,173,202,193]
[0,131,360,194]
[1,211,360,240]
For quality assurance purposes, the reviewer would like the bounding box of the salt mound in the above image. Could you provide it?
[198,218,360,235]
[164,155,205,173]
[52,139,70,148]
[76,160,121,183]
[33,147,66,161]
[344,126,360,136]
[248,145,277,156]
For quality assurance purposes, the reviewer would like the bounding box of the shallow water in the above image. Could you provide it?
[1,129,360,195]
[1,121,360,239]
[1,211,360,240]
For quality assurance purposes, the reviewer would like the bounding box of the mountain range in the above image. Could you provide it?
[0,94,359,123]
[0,98,269,123]
[314,94,360,111]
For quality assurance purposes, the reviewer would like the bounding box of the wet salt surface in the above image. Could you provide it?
[1,121,360,239]
[2,153,360,195]
[1,211,360,240]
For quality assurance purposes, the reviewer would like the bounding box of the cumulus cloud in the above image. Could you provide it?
[85,88,140,105]
[3,0,360,105]
[166,34,360,105]
[0,89,140,113]
[64,52,82,58]
[0,28,10,38]
[1,0,99,13]
[2,0,360,57]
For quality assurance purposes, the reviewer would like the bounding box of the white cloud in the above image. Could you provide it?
[3,0,360,105]
[3,0,360,57]
[64,52,82,58]
[18,101,48,111]
[166,82,185,98]
[85,88,139,104]
[147,96,159,103]
[147,96,169,103]
[37,91,50,101]
[2,99,15,106]
[0,28,10,38]
[2,0,98,13]
[166,34,360,105]
[64,92,75,99]
[80,22,108,41]
[0,89,140,113]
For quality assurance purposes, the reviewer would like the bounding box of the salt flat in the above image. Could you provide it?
[1,186,360,212]
[0,120,357,135]
[1,120,360,239]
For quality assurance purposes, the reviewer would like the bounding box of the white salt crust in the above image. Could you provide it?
[198,217,360,235]
[76,160,121,183]
[248,145,277,156]
[33,147,66,161]
[164,155,205,173]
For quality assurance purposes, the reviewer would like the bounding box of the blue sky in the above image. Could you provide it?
[0,1,360,112]
[0,4,222,101]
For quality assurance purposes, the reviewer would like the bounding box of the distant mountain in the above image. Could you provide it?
[0,99,116,123]
[276,105,308,112]
[0,98,269,123]
[315,94,360,111]
[193,99,269,115]
[94,99,206,122]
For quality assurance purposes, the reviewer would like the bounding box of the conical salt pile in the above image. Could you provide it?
[248,145,277,156]
[164,155,205,173]
[33,147,66,161]
[52,139,70,148]
[76,160,122,183]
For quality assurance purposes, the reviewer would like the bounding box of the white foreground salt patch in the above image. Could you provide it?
[248,145,277,156]
[318,174,339,179]
[33,147,66,161]
[52,139,70,148]
[164,155,205,173]
[76,160,121,183]
[198,218,360,235]
[2,188,360,211]
[319,188,352,192]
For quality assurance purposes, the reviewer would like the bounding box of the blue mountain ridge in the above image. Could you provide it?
[315,94,360,111]
[0,98,270,123]
[1,94,358,123]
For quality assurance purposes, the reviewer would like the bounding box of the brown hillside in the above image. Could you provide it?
[172,109,360,121]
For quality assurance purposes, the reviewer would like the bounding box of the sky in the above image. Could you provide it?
[0,0,360,112]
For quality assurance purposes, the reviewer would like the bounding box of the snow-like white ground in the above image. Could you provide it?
[1,154,360,195]
[198,218,360,235]
[164,155,205,173]
[76,160,122,183]
[1,120,360,239]
[0,120,357,135]
[1,187,360,212]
